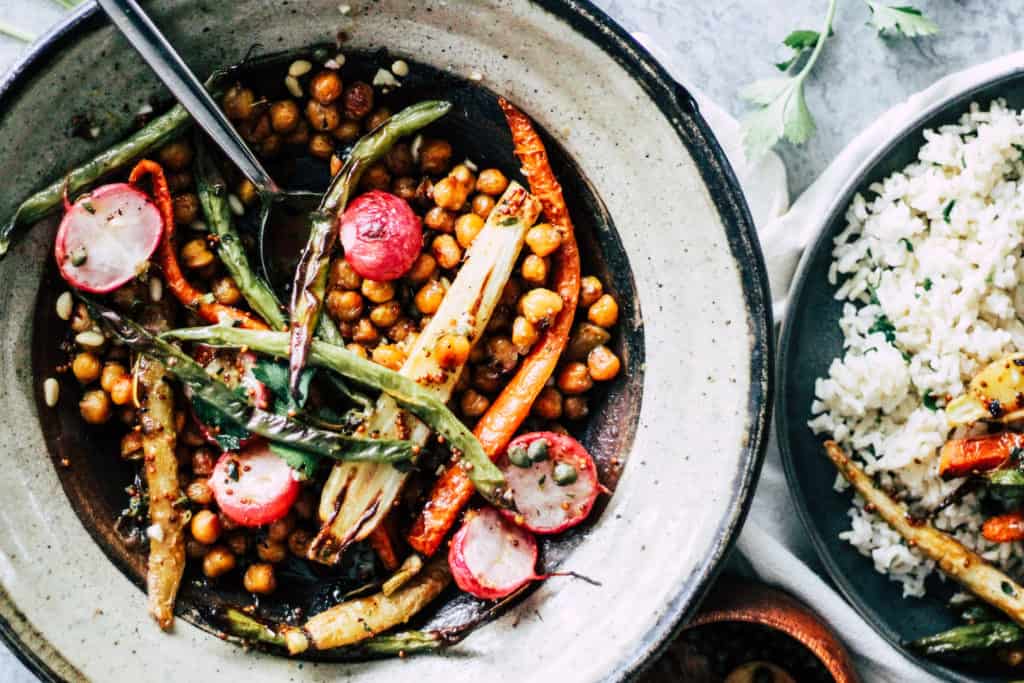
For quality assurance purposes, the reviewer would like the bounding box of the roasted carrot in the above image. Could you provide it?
[368,520,401,572]
[128,160,267,330]
[983,512,1024,543]
[939,432,1024,479]
[406,99,580,557]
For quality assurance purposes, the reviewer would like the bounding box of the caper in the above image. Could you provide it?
[527,438,549,462]
[508,445,531,468]
[553,462,577,485]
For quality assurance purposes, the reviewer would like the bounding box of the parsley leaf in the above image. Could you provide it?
[865,2,939,38]
[943,199,956,223]
[922,391,939,411]
[741,0,836,159]
[776,29,821,72]
[869,314,897,343]
[923,277,932,291]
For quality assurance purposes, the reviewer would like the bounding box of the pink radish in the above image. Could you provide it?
[54,183,163,293]
[498,432,601,535]
[210,441,300,527]
[449,506,539,600]
[339,190,422,281]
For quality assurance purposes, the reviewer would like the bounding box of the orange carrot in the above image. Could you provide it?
[938,432,1024,479]
[368,523,401,572]
[983,512,1024,543]
[406,99,580,557]
[128,159,267,330]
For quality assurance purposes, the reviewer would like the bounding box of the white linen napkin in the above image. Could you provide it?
[636,34,1024,683]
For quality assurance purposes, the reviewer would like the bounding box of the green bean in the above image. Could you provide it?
[287,101,452,396]
[160,325,507,504]
[85,298,415,465]
[195,142,287,330]
[909,621,1024,656]
[0,104,191,258]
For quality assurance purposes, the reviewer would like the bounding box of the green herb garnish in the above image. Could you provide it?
[943,200,956,223]
[865,2,939,38]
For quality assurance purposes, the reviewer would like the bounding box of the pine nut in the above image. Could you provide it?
[75,330,106,349]
[43,378,59,407]
[288,59,312,78]
[55,291,73,321]
[149,277,163,302]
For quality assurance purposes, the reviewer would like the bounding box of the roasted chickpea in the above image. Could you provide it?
[454,213,485,249]
[521,254,548,285]
[310,70,343,104]
[414,177,435,207]
[326,289,364,322]
[352,318,379,345]
[588,294,619,328]
[346,343,369,359]
[476,168,509,196]
[333,119,362,143]
[472,364,503,394]
[288,529,314,557]
[192,447,216,477]
[511,316,539,352]
[415,280,446,315]
[222,84,256,120]
[70,302,93,333]
[487,336,519,373]
[284,119,310,146]
[267,514,295,542]
[72,351,101,384]
[432,177,467,211]
[392,176,418,201]
[432,234,462,270]
[257,538,288,564]
[211,276,242,306]
[557,361,593,395]
[269,100,301,133]
[406,253,437,283]
[181,238,215,270]
[372,344,406,371]
[186,478,214,506]
[361,279,395,304]
[450,164,475,190]
[385,143,414,176]
[308,133,335,159]
[588,345,621,381]
[203,546,236,578]
[241,113,272,143]
[167,171,194,193]
[564,396,590,421]
[579,275,604,307]
[525,224,563,258]
[387,318,417,343]
[471,193,495,219]
[329,258,363,290]
[359,162,391,191]
[365,107,392,131]
[419,138,453,175]
[424,206,456,233]
[109,376,134,406]
[520,288,564,325]
[370,301,402,328]
[460,389,490,418]
[191,509,222,545]
[532,386,563,420]
[159,140,193,171]
[341,81,374,119]
[435,334,470,370]
[79,389,111,424]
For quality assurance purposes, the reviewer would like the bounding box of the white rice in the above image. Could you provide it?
[809,100,1024,598]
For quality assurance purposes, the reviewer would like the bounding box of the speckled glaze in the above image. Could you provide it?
[0,1,771,681]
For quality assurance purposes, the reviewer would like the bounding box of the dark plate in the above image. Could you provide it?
[778,68,1024,682]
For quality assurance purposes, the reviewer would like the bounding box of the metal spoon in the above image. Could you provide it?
[95,0,314,290]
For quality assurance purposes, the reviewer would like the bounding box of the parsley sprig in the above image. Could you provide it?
[741,1,939,159]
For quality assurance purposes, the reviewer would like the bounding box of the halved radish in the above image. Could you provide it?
[54,183,163,293]
[498,432,601,535]
[449,506,539,600]
[210,441,300,527]
[339,190,422,281]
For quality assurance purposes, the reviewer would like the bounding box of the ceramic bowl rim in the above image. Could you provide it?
[0,1,773,680]
[777,63,1024,683]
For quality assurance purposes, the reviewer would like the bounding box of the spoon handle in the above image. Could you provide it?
[96,0,280,195]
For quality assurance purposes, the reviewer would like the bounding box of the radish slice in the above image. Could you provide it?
[498,432,601,535]
[54,183,163,293]
[210,441,300,527]
[449,507,538,600]
[339,190,422,281]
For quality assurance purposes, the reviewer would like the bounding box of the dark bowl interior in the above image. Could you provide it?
[778,71,1024,682]
[29,47,644,657]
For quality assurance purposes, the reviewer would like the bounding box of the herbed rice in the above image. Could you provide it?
[809,100,1024,599]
